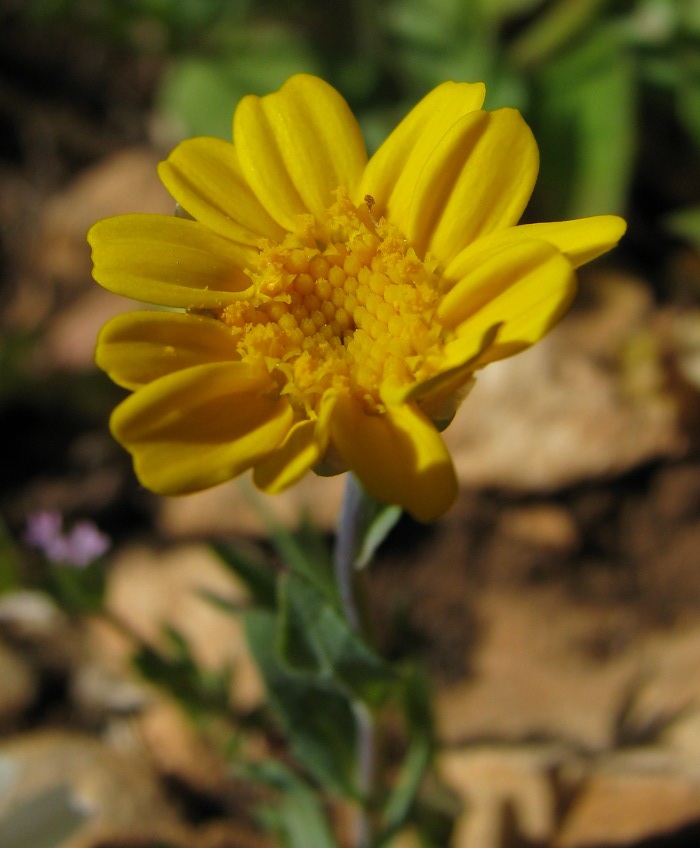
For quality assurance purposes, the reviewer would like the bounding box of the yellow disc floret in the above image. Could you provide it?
[219,188,445,417]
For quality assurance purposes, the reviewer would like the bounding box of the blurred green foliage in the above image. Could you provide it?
[19,0,700,227]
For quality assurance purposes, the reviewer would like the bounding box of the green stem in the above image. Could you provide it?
[334,473,375,848]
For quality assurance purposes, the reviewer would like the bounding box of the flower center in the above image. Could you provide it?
[219,188,445,418]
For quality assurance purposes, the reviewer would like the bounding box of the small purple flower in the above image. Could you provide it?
[63,521,111,567]
[24,511,110,568]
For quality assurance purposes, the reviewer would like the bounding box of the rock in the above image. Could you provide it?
[555,750,700,847]
[440,745,562,848]
[105,543,264,712]
[0,590,80,673]
[444,272,687,492]
[0,640,36,727]
[139,699,240,799]
[617,622,700,752]
[0,730,188,848]
[435,589,639,751]
[496,505,580,553]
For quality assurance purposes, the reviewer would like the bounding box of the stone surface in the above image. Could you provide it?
[435,589,639,751]
[0,590,80,673]
[555,750,700,847]
[444,273,687,492]
[105,543,264,712]
[440,746,562,848]
[0,640,36,727]
[0,730,186,848]
[139,699,240,798]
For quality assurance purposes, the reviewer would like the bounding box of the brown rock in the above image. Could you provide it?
[444,273,687,492]
[0,730,187,848]
[440,746,562,848]
[435,589,638,751]
[139,700,235,798]
[497,505,580,553]
[105,543,264,712]
[555,751,700,847]
[0,640,36,727]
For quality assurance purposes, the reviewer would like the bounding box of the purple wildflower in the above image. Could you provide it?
[24,510,110,568]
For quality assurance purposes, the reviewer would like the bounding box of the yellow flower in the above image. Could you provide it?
[89,75,625,521]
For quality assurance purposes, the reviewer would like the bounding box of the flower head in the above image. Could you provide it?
[89,75,625,521]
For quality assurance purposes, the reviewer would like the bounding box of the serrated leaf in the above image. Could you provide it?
[277,573,396,706]
[245,609,358,796]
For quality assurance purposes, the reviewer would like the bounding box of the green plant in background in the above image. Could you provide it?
[20,0,700,229]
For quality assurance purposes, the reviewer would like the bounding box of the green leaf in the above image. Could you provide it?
[378,667,435,842]
[133,626,230,719]
[355,504,402,570]
[277,572,396,706]
[210,539,277,609]
[509,0,610,69]
[336,475,402,572]
[0,518,21,594]
[245,609,358,796]
[676,50,700,150]
[157,24,320,139]
[45,559,106,615]
[248,760,339,848]
[665,204,700,247]
[241,482,338,602]
[530,23,636,218]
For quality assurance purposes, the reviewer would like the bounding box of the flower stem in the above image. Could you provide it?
[334,473,375,848]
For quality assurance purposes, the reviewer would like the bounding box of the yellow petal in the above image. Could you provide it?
[158,137,285,244]
[88,215,254,308]
[111,362,293,495]
[395,108,538,262]
[440,239,576,365]
[510,216,627,267]
[359,81,486,217]
[95,311,238,390]
[445,215,627,277]
[233,74,367,229]
[329,396,458,522]
[253,418,321,494]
